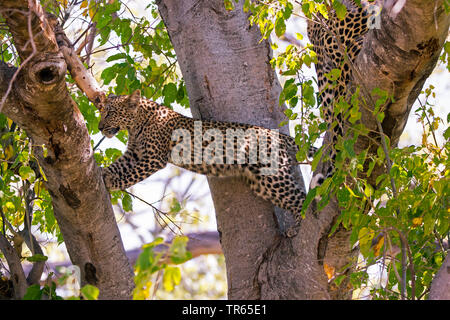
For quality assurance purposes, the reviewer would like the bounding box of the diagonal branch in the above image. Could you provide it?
[0,0,134,299]
[0,232,28,299]
[50,16,105,107]
[310,0,450,299]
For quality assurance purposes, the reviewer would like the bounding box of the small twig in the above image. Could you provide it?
[385,227,416,300]
[72,21,95,47]
[122,190,182,235]
[0,231,27,298]
[0,10,37,112]
[0,206,6,236]
[84,22,97,67]
[93,136,106,151]
[418,98,440,148]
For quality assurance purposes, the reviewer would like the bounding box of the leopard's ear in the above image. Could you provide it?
[128,89,141,106]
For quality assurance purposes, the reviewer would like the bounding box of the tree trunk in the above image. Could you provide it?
[429,250,450,300]
[0,0,134,299]
[157,0,328,299]
[157,0,449,299]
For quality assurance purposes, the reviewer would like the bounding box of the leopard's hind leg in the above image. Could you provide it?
[244,162,306,237]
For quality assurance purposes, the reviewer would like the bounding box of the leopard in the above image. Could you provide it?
[98,89,316,237]
[307,0,376,187]
[98,0,375,236]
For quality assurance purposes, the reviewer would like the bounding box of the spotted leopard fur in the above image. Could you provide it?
[99,1,373,236]
[99,90,316,237]
[308,0,373,186]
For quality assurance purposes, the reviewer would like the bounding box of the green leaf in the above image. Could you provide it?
[169,236,192,264]
[311,146,324,171]
[115,74,126,94]
[343,139,355,157]
[162,266,181,292]
[122,192,133,212]
[106,53,127,62]
[136,238,165,272]
[275,16,286,37]
[337,187,350,203]
[98,26,111,46]
[326,68,341,81]
[279,79,297,105]
[363,182,374,198]
[358,227,374,257]
[4,201,15,212]
[367,159,376,177]
[96,14,112,29]
[301,3,311,16]
[136,246,153,271]
[444,126,450,140]
[423,212,435,235]
[334,274,347,287]
[80,284,99,300]
[119,20,133,45]
[317,4,329,19]
[27,254,48,262]
[19,165,35,181]
[176,84,185,102]
[105,148,122,162]
[224,0,235,10]
[23,284,43,300]
[333,0,348,20]
[301,187,317,217]
[143,237,165,249]
[162,83,178,105]
[170,198,182,213]
[101,67,117,85]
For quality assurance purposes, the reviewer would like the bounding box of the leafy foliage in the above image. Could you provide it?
[0,0,197,299]
[245,0,449,300]
[133,236,192,299]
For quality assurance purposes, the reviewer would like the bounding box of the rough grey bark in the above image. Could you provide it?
[354,0,450,168]
[157,0,328,299]
[307,0,450,299]
[0,0,134,299]
[158,0,449,300]
[429,250,450,300]
[0,232,28,298]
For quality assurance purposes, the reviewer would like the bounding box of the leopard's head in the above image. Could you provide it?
[98,90,142,138]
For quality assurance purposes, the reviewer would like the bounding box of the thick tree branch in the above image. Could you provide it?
[51,17,105,107]
[311,0,450,299]
[429,249,450,300]
[157,0,331,300]
[355,0,450,154]
[23,231,223,285]
[158,0,449,300]
[0,0,133,299]
[0,232,28,299]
